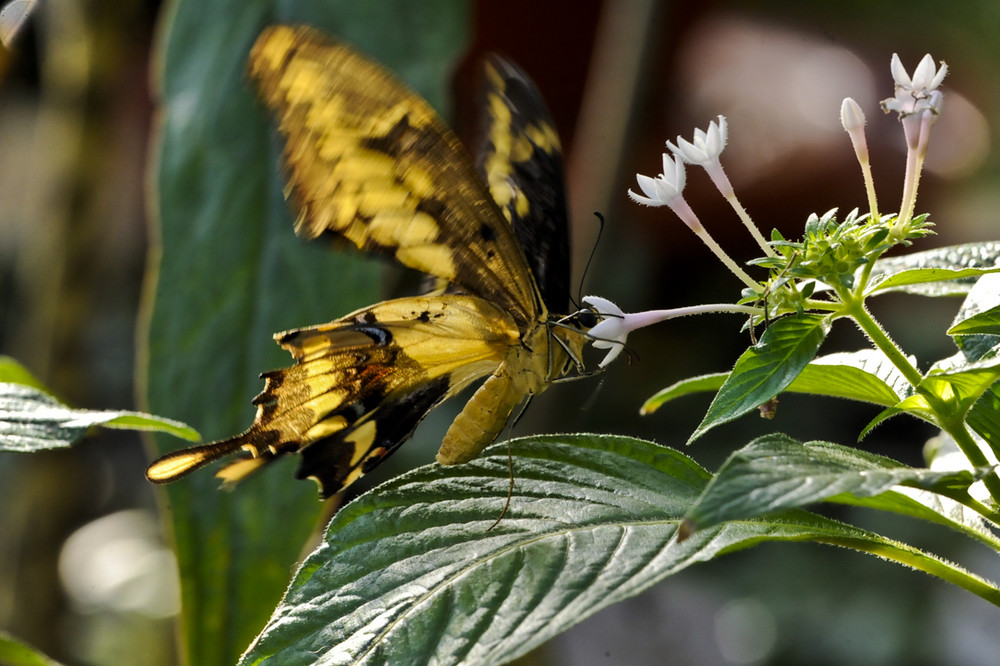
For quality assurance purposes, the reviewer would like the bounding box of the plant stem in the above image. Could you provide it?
[944,423,1000,504]
[843,296,922,387]
[845,293,1000,503]
[695,229,758,289]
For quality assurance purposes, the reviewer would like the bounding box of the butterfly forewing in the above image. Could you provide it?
[249,25,542,324]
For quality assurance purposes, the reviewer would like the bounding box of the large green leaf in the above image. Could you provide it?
[869,241,1000,296]
[683,434,997,542]
[238,435,1000,665]
[690,313,830,442]
[143,2,470,664]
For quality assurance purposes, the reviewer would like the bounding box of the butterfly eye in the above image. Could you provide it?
[570,308,599,329]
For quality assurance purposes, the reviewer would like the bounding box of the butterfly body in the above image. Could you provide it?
[146,25,593,498]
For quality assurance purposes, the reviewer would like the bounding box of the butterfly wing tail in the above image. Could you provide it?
[146,435,256,484]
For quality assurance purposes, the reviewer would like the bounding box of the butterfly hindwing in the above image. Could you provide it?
[147,295,519,497]
[248,25,543,324]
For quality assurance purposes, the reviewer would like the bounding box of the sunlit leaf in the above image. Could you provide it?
[0,383,198,453]
[684,434,991,534]
[640,372,726,414]
[641,350,902,416]
[870,242,1000,296]
[0,356,48,392]
[867,267,1000,296]
[0,630,64,666]
[949,304,1000,337]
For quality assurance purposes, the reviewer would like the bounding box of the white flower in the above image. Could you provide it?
[582,297,629,367]
[666,115,728,166]
[881,53,946,118]
[627,152,686,207]
[582,296,689,368]
[891,53,947,91]
[582,297,763,368]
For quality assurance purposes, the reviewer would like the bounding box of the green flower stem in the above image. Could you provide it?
[694,228,758,289]
[725,192,776,258]
[859,153,880,225]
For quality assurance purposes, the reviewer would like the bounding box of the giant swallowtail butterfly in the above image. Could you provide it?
[146,25,596,498]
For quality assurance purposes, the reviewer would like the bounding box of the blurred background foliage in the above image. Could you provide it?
[2,0,1000,664]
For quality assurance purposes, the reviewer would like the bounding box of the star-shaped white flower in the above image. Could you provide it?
[666,115,728,166]
[627,152,686,207]
[881,53,946,118]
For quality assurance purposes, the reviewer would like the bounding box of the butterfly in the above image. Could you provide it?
[145,25,597,499]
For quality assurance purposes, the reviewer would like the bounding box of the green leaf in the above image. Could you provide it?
[785,350,904,406]
[641,350,904,417]
[0,356,49,392]
[948,273,1000,361]
[238,435,1000,665]
[870,242,1000,296]
[829,487,998,550]
[0,632,64,666]
[0,383,198,452]
[922,356,1000,417]
[143,2,471,665]
[640,372,726,414]
[684,434,992,535]
[866,267,1000,296]
[968,386,1000,464]
[639,349,909,415]
[949,304,1000,336]
[860,394,938,439]
[862,354,1000,440]
[690,314,830,442]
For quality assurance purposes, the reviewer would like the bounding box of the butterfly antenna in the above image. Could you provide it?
[571,211,606,309]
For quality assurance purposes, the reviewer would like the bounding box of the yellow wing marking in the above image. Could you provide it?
[482,60,562,223]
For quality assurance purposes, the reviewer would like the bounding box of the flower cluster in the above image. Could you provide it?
[586,53,946,362]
